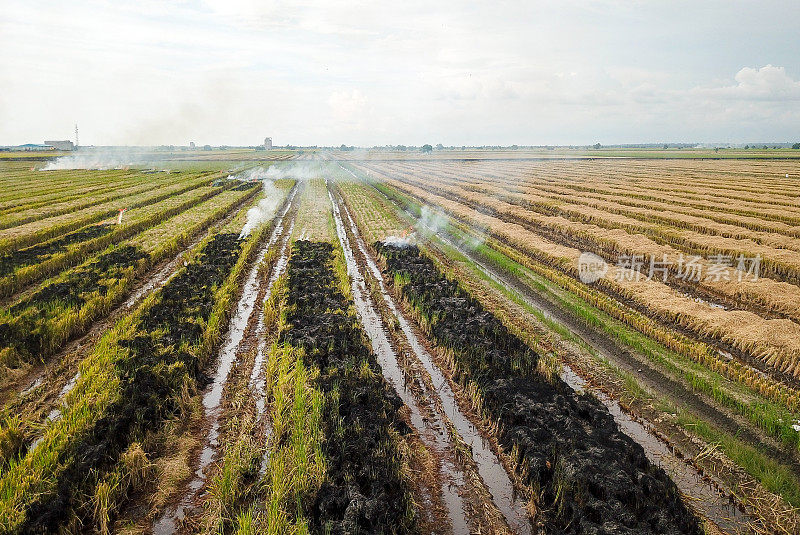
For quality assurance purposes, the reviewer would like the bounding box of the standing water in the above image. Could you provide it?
[562,368,753,534]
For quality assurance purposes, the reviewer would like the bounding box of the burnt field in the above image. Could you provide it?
[376,242,700,534]
[277,240,414,533]
[20,233,244,532]
[0,155,795,534]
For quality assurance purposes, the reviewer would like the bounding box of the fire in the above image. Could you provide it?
[117,208,127,224]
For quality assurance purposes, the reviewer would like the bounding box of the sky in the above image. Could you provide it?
[1,0,799,147]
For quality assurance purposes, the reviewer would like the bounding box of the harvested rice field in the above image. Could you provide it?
[0,150,797,535]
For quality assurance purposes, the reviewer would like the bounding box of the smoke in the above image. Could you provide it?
[382,235,414,247]
[228,162,319,182]
[417,205,448,238]
[381,205,446,247]
[239,179,282,239]
[41,148,159,171]
[381,204,486,250]
[233,163,320,239]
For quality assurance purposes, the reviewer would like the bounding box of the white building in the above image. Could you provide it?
[264,137,272,150]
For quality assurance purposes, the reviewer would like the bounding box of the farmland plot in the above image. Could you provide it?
[1,154,794,535]
[340,159,800,532]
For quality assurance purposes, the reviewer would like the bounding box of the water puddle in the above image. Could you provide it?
[123,255,181,309]
[678,292,727,310]
[153,187,296,535]
[20,377,43,397]
[562,368,753,534]
[250,216,295,420]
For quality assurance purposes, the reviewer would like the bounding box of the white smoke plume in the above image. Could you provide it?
[239,179,281,239]
[416,205,448,237]
[381,204,487,250]
[228,161,319,182]
[234,162,317,239]
[41,148,159,171]
[381,205,446,247]
[382,235,414,247]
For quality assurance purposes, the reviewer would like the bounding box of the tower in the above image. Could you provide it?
[74,124,79,148]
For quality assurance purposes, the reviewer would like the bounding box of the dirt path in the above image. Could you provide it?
[330,182,534,534]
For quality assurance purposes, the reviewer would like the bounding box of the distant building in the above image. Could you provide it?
[44,140,74,151]
[189,141,196,149]
[264,137,272,150]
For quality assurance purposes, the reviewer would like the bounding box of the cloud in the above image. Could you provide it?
[707,64,800,101]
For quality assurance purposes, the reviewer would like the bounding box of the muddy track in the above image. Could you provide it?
[330,184,533,534]
[376,171,800,391]
[152,185,299,534]
[0,192,256,431]
[330,188,472,533]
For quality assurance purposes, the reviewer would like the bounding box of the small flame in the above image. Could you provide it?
[117,208,127,224]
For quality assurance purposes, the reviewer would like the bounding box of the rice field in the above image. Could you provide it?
[0,150,796,534]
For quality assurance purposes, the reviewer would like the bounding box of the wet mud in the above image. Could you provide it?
[329,191,473,533]
[332,188,539,534]
[153,186,298,534]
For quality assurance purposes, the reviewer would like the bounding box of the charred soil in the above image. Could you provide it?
[376,242,704,535]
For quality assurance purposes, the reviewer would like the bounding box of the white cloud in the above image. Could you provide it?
[708,65,800,100]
